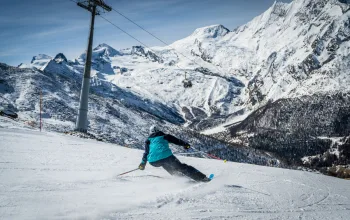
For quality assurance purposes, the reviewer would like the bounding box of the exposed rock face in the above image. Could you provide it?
[302,136,350,178]
[223,93,350,171]
[54,53,68,63]
[131,46,163,63]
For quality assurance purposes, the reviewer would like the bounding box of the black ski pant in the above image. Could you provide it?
[150,155,206,181]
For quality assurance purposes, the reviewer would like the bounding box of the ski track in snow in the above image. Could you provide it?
[0,127,349,220]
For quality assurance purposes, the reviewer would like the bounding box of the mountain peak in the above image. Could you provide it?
[54,53,67,63]
[31,54,52,64]
[191,24,230,38]
[79,43,122,61]
[94,43,121,57]
[94,43,114,50]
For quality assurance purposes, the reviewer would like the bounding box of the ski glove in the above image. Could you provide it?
[184,145,191,150]
[139,163,146,170]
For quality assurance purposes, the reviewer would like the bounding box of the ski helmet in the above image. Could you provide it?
[149,125,159,134]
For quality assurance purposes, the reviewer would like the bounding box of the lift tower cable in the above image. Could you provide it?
[75,0,112,133]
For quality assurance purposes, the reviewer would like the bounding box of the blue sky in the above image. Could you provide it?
[0,0,292,66]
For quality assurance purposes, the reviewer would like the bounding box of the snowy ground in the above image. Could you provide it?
[0,127,349,220]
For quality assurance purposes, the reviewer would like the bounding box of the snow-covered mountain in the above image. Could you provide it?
[204,0,350,172]
[0,62,276,166]
[75,0,350,132]
[165,0,350,108]
[2,0,350,172]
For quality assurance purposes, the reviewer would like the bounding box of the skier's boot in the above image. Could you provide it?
[200,174,214,182]
[201,177,212,182]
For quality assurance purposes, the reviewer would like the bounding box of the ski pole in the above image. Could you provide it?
[191,147,227,162]
[117,168,139,176]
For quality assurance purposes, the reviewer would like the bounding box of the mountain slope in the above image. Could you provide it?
[0,63,276,166]
[0,126,349,219]
[2,0,350,172]
[168,0,350,105]
[205,0,350,172]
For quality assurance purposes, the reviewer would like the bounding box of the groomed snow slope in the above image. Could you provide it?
[0,126,349,220]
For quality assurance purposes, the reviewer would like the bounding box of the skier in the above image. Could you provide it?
[138,125,211,182]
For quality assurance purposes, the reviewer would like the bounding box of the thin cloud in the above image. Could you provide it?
[28,25,87,38]
[0,48,24,57]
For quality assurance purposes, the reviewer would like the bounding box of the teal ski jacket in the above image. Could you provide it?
[141,131,189,163]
